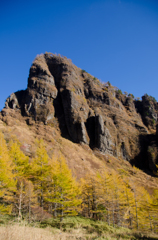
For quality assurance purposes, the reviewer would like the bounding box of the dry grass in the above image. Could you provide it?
[1,223,158,240]
[0,223,99,240]
[0,224,54,240]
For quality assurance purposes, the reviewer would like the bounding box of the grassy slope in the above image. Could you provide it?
[0,116,158,190]
[0,216,158,240]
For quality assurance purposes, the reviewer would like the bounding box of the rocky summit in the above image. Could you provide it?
[1,52,158,173]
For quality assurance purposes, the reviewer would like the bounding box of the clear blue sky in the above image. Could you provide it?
[0,0,158,110]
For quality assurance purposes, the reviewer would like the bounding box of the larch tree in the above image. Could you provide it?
[30,139,51,211]
[95,171,112,222]
[24,180,36,223]
[9,140,30,177]
[9,139,33,220]
[152,189,158,233]
[134,185,156,232]
[110,173,131,228]
[0,132,15,214]
[97,170,126,227]
[121,180,135,229]
[46,154,81,221]
[81,173,102,220]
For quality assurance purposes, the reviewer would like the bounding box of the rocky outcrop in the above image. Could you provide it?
[135,94,158,130]
[3,52,158,173]
[5,91,26,110]
[95,114,113,154]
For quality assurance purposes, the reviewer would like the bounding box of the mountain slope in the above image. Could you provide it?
[2,52,158,173]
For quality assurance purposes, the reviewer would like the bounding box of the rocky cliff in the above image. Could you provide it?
[2,53,158,173]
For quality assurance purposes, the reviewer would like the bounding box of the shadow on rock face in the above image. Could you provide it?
[130,133,158,176]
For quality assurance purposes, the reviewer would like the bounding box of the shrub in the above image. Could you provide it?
[117,89,122,95]
[81,69,87,73]
[149,95,157,102]
[128,93,134,99]
[144,94,157,102]
[107,81,111,86]
[152,119,156,125]
[135,97,140,101]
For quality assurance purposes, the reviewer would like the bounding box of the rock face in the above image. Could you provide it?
[3,53,158,173]
[135,94,158,130]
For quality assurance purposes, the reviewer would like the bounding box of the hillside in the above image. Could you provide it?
[0,53,158,235]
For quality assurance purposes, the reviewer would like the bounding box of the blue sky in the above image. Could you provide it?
[0,0,158,110]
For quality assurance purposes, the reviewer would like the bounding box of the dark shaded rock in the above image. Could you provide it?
[156,124,158,140]
[85,116,96,149]
[84,78,110,105]
[135,95,157,130]
[125,97,136,112]
[95,114,113,154]
[115,91,127,105]
[135,123,148,134]
[147,145,158,172]
[121,142,130,161]
[23,54,58,123]
[60,88,89,143]
[5,90,26,110]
